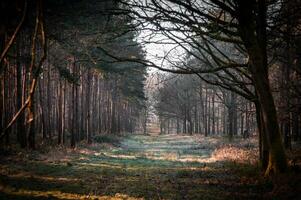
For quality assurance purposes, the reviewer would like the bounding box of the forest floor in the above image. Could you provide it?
[0,134,300,200]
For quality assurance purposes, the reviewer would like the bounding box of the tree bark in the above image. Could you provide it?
[255,101,269,170]
[237,0,287,175]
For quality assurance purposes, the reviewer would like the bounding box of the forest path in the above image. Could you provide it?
[0,134,267,200]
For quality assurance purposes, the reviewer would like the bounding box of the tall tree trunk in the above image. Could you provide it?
[16,38,26,147]
[212,95,215,135]
[241,111,244,137]
[233,94,238,136]
[223,103,227,135]
[74,66,79,143]
[208,91,211,135]
[57,80,62,145]
[38,78,46,140]
[62,80,66,144]
[70,62,76,148]
[183,106,187,134]
[27,96,35,149]
[217,105,220,134]
[176,118,180,134]
[237,0,287,174]
[47,66,51,140]
[204,87,208,136]
[255,101,269,170]
[110,79,117,134]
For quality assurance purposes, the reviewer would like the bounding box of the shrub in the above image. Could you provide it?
[93,134,121,146]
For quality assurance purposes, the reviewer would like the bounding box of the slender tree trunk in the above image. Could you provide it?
[199,86,204,134]
[241,111,244,137]
[27,95,35,149]
[223,103,227,135]
[208,91,211,135]
[70,62,76,148]
[47,66,51,140]
[183,109,185,134]
[38,78,46,140]
[86,69,92,143]
[212,95,215,135]
[57,80,62,145]
[217,105,220,134]
[62,80,66,144]
[194,103,198,133]
[204,88,208,136]
[74,65,79,143]
[176,118,180,134]
[16,38,27,147]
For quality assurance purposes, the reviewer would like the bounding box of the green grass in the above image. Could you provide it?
[0,134,274,200]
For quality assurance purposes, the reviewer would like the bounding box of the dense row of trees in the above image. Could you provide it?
[271,0,301,149]
[155,74,256,138]
[0,0,147,149]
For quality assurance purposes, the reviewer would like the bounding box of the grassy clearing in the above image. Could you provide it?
[0,134,297,199]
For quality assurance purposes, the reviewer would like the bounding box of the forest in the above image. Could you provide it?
[0,0,300,199]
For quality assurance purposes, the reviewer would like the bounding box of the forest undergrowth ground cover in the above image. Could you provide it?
[0,134,300,200]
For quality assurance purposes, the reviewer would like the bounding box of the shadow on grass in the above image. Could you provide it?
[0,134,277,199]
[0,193,59,200]
[0,156,272,200]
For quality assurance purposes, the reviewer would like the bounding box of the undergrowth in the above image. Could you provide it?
[93,134,121,146]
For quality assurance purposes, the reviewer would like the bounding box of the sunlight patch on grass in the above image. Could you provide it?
[101,153,137,160]
[77,162,123,169]
[211,145,258,164]
[136,153,210,164]
[77,148,97,155]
